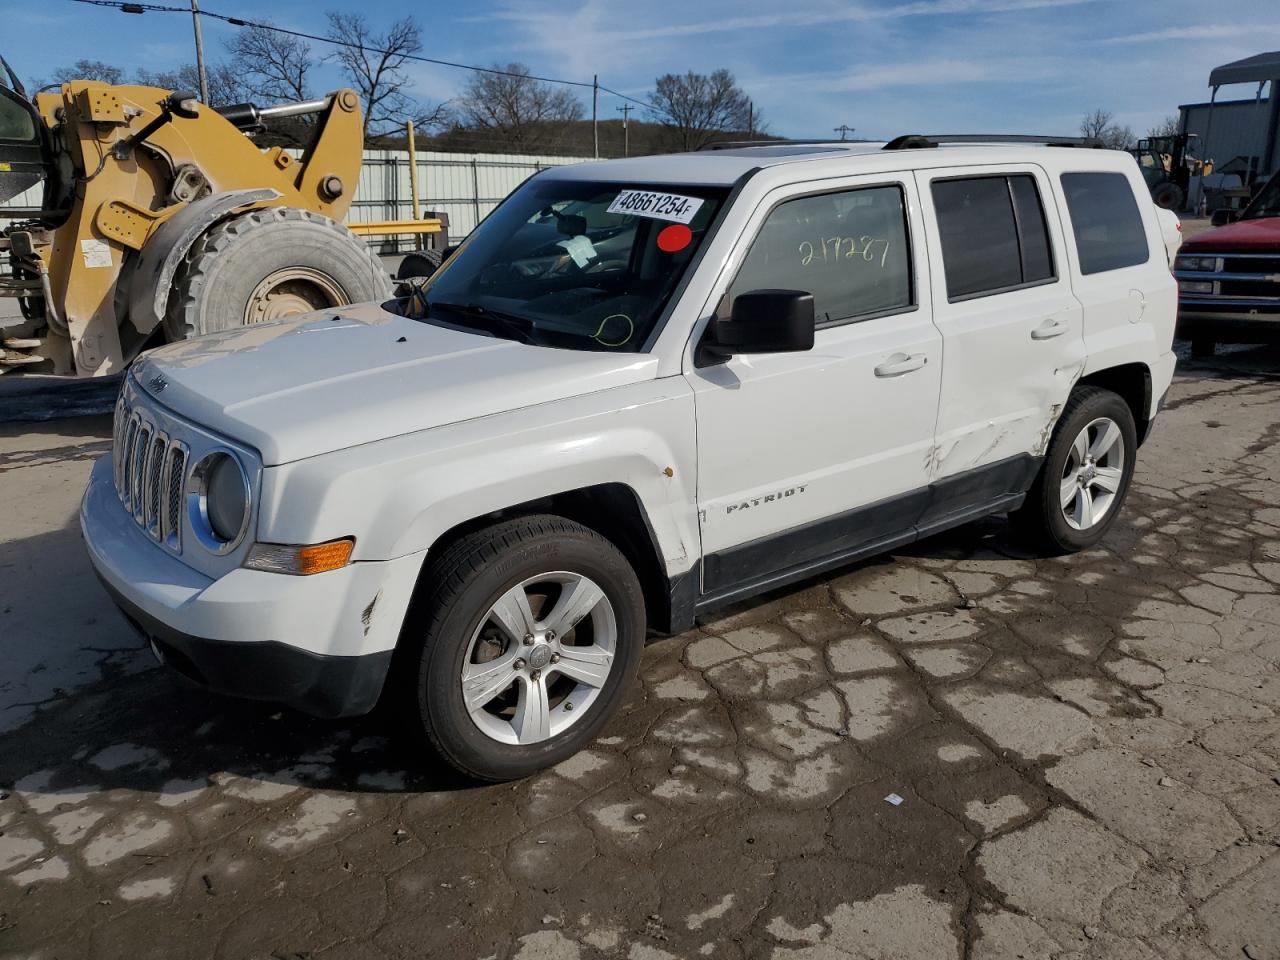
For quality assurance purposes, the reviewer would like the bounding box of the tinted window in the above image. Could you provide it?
[1061,172,1150,274]
[729,185,912,326]
[1010,176,1054,283]
[932,174,1056,300]
[0,90,35,142]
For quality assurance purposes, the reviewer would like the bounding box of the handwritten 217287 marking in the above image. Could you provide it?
[799,235,891,268]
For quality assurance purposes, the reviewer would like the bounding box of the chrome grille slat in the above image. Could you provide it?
[131,422,151,521]
[145,434,165,531]
[164,445,187,547]
[111,390,188,553]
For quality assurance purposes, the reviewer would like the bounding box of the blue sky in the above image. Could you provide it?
[3,0,1279,141]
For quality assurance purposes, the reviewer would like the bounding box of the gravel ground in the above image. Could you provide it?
[1,344,1278,960]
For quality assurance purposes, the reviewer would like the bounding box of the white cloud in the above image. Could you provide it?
[1101,23,1280,44]
[485,0,1098,44]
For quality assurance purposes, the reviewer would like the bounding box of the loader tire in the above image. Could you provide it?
[164,207,391,341]
[1152,182,1184,211]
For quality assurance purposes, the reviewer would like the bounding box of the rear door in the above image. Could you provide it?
[0,84,48,206]
[914,164,1085,520]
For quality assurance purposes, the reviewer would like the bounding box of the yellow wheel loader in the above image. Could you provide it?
[0,61,394,377]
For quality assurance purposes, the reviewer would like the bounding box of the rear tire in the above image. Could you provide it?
[164,207,391,341]
[1152,182,1184,211]
[396,515,645,782]
[1013,386,1137,554]
[395,249,443,280]
[1191,337,1216,359]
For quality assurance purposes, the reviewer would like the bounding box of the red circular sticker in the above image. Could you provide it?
[656,223,693,253]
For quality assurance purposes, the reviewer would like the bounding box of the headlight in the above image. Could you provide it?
[1174,255,1219,272]
[188,451,250,553]
[1178,279,1214,295]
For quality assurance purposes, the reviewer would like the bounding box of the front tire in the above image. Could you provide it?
[1014,386,1137,553]
[398,515,645,782]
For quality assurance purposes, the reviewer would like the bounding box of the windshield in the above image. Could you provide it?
[1242,170,1280,221]
[406,179,729,351]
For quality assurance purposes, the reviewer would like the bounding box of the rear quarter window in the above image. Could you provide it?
[1060,172,1150,275]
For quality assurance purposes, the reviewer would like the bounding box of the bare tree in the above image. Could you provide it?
[647,69,755,151]
[455,64,582,152]
[226,24,312,103]
[135,64,246,106]
[1079,108,1134,150]
[48,60,125,86]
[324,12,445,139]
[1147,114,1181,139]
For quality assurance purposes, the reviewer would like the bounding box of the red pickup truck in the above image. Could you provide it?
[1175,170,1280,356]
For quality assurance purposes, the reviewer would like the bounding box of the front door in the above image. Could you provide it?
[686,174,942,601]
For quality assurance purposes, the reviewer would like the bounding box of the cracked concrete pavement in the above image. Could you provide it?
[2,346,1279,960]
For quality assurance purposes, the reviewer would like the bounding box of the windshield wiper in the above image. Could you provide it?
[427,301,536,344]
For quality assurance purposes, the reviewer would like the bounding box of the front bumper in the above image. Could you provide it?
[1177,299,1280,343]
[81,456,424,718]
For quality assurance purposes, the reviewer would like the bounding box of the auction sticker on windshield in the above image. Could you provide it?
[607,190,704,224]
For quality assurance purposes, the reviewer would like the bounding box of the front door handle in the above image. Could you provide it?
[1031,318,1070,340]
[874,352,928,378]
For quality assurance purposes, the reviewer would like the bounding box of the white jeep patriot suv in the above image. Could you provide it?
[82,135,1177,780]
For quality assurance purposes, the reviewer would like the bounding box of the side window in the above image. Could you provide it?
[931,174,1056,301]
[1060,172,1150,274]
[0,89,36,142]
[728,184,913,327]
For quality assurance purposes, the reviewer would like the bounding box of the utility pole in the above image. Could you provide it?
[747,101,754,140]
[834,124,855,141]
[617,103,632,156]
[592,75,599,159]
[190,0,210,104]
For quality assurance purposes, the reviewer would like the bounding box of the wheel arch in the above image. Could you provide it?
[1076,361,1153,444]
[407,482,690,636]
[125,187,282,336]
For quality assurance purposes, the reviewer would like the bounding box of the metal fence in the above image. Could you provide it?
[1,149,589,252]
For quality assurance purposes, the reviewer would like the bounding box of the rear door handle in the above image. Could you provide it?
[874,352,928,377]
[1031,318,1070,340]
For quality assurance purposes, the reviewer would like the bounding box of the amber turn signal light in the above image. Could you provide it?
[244,537,355,575]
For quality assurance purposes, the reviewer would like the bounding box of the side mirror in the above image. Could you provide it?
[700,289,815,364]
[1210,209,1237,227]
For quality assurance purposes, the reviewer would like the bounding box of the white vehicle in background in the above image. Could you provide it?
[82,134,1177,781]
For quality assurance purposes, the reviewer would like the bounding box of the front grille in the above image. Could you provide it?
[112,393,187,552]
[1223,254,1280,275]
[1179,251,1280,304]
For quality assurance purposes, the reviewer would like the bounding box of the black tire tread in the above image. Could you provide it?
[1014,384,1135,553]
[164,207,386,341]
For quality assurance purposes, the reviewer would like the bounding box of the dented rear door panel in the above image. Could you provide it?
[914,163,1086,480]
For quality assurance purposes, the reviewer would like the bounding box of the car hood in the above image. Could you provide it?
[132,302,660,465]
[1180,215,1280,252]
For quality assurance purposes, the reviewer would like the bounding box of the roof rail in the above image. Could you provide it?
[883,134,1104,150]
[698,138,864,151]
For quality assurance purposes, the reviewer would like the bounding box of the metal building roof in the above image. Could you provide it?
[1209,51,1280,87]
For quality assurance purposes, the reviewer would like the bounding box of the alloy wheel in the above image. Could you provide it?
[1060,416,1126,531]
[460,571,617,745]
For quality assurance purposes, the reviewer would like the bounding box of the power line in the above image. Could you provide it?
[66,0,656,113]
